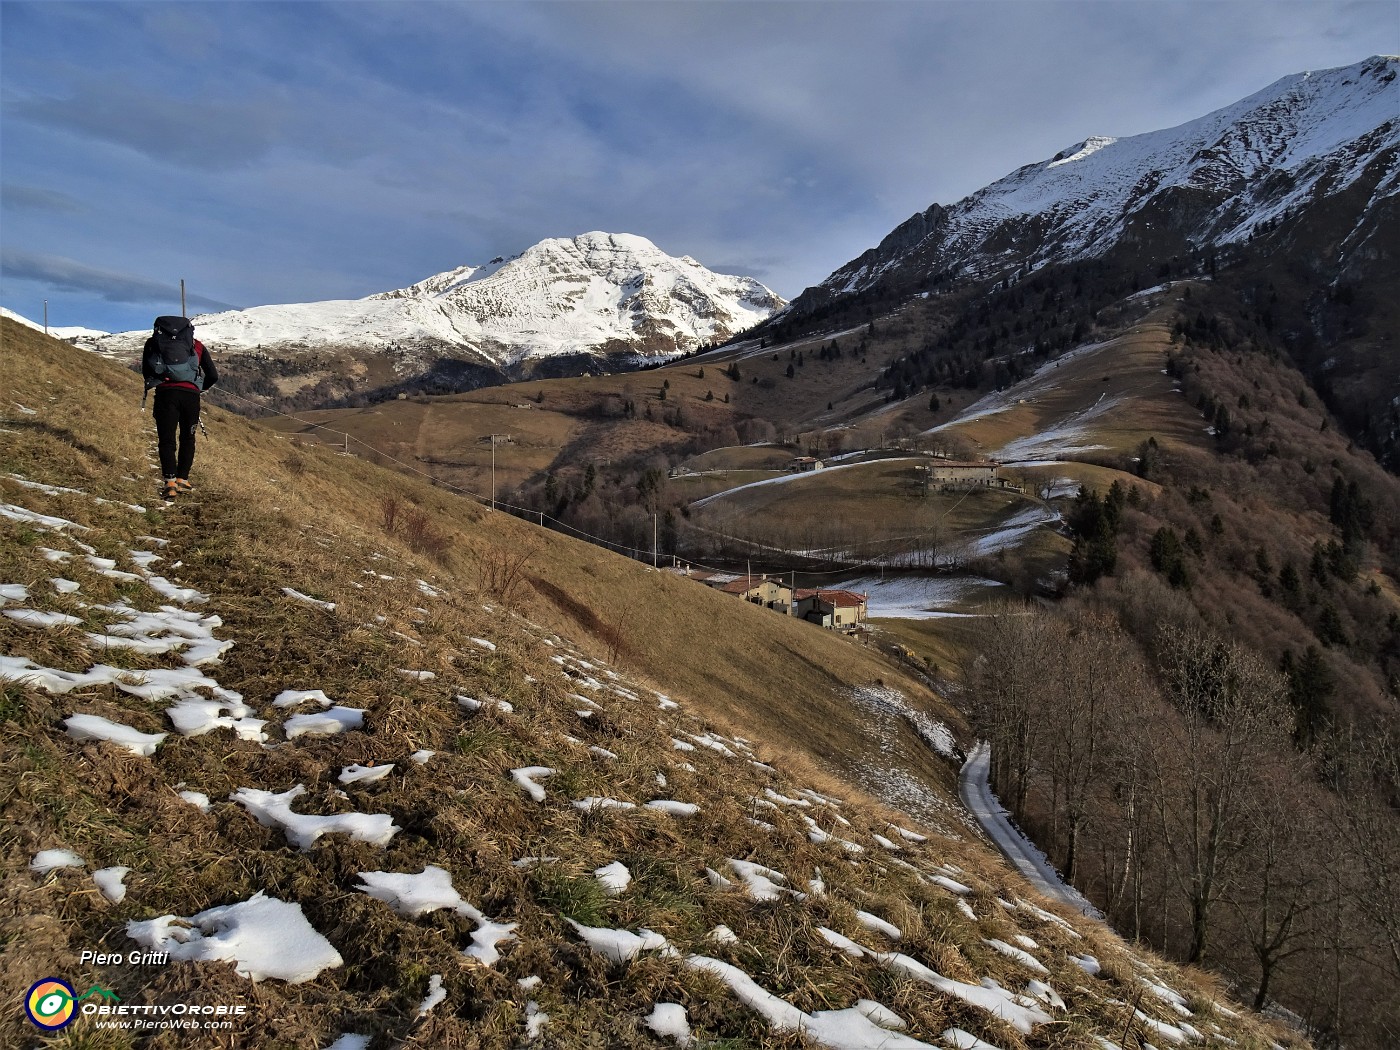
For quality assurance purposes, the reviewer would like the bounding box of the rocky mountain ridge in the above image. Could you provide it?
[788,56,1398,311]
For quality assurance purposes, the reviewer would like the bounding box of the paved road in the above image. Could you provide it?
[958,742,1099,916]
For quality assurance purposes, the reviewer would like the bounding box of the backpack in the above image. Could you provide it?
[147,316,202,388]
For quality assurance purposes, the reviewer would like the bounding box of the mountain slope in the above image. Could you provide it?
[771,56,1399,469]
[795,56,1397,305]
[0,305,107,342]
[0,319,1298,1049]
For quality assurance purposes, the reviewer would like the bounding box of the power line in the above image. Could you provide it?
[214,388,688,561]
[210,387,1006,580]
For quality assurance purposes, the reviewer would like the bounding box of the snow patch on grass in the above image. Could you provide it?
[126,892,343,983]
[64,713,167,756]
[231,785,399,849]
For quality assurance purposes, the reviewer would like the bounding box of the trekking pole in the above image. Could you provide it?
[198,419,210,439]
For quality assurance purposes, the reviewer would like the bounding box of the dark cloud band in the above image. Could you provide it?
[1,248,236,310]
[1,183,87,215]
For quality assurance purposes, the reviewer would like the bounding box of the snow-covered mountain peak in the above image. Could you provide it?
[507,232,734,291]
[88,232,784,374]
[375,263,486,300]
[810,55,1399,301]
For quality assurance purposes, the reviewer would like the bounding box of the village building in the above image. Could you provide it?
[925,459,998,484]
[670,566,875,632]
[913,458,1020,492]
[788,456,824,472]
[683,570,793,614]
[716,574,793,613]
[793,588,869,630]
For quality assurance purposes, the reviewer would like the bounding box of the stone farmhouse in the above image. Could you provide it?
[926,459,997,484]
[914,458,1020,493]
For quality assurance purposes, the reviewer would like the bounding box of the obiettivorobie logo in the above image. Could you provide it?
[24,977,248,1033]
[23,978,118,1031]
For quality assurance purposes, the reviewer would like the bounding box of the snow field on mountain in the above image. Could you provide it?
[825,56,1400,297]
[84,232,785,366]
[0,437,1280,1048]
[0,306,109,341]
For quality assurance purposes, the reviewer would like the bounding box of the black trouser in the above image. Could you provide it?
[153,387,201,479]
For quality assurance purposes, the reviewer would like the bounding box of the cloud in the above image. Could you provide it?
[2,0,1394,333]
[452,1,1398,217]
[707,259,782,281]
[1,183,87,215]
[7,80,294,171]
[1,248,237,310]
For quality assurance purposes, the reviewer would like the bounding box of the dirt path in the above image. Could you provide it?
[958,742,1099,916]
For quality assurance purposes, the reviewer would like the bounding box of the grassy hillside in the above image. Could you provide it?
[682,459,1056,571]
[0,320,1304,1049]
[254,315,925,500]
[917,304,1202,463]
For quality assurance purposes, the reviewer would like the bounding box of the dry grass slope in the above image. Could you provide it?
[0,320,1299,1049]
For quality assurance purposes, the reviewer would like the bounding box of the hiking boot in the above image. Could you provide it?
[175,479,193,494]
[162,478,179,500]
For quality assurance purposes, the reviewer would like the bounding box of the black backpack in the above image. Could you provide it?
[147,316,202,388]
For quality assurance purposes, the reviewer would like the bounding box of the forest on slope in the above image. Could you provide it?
[962,325,1400,1046]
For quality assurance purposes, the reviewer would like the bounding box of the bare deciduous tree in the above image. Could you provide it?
[1149,624,1292,965]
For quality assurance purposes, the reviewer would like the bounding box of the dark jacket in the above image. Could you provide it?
[143,339,218,393]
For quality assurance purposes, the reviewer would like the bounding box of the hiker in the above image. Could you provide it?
[142,316,218,499]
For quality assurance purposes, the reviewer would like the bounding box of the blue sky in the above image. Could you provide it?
[2,1,1395,334]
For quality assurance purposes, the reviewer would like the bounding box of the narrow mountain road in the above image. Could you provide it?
[958,742,1099,916]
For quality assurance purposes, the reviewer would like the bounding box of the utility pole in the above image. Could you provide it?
[485,434,499,511]
[43,300,48,335]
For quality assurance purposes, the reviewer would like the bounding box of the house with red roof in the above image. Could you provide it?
[793,588,869,630]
